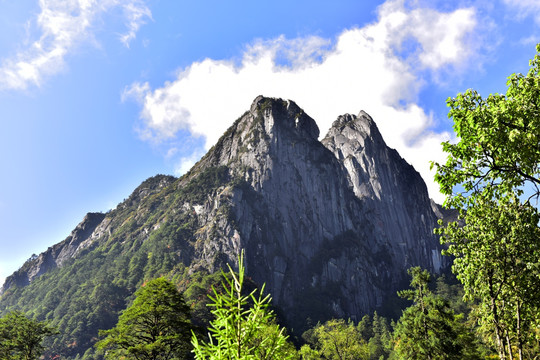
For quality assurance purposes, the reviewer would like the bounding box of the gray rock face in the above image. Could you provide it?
[322,112,447,275]
[183,97,449,325]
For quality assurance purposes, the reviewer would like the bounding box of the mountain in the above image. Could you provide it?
[0,96,451,358]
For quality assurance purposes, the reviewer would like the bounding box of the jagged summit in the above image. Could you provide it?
[325,110,378,138]
[249,95,320,140]
[0,96,453,357]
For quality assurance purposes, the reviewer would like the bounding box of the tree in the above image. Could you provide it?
[367,312,392,360]
[313,319,368,360]
[191,250,297,360]
[437,196,540,359]
[393,267,480,360]
[0,311,57,360]
[432,44,540,207]
[299,318,369,360]
[432,43,540,360]
[96,277,192,360]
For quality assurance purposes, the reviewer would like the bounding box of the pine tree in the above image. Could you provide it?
[191,250,297,360]
[393,267,481,360]
[96,277,192,360]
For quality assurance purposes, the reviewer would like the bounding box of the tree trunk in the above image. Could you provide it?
[489,275,505,360]
[516,301,523,360]
[506,333,514,360]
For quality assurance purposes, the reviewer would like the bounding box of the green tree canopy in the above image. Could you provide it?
[432,45,540,207]
[312,318,368,360]
[96,277,192,360]
[191,250,297,360]
[0,311,57,360]
[437,196,540,359]
[432,43,540,360]
[393,267,480,360]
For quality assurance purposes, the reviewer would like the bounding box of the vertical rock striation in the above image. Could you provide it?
[183,96,448,326]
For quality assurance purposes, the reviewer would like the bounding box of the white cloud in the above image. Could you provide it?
[0,0,151,91]
[119,1,153,47]
[126,0,479,202]
[503,0,540,25]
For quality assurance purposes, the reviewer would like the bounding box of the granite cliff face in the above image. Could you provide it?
[322,112,445,273]
[1,96,450,330]
[182,96,448,323]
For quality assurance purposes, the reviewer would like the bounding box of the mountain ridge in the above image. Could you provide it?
[0,95,453,358]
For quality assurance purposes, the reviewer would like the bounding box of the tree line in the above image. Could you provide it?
[0,252,486,360]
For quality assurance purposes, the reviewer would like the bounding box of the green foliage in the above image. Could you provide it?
[180,166,230,204]
[312,319,368,360]
[368,312,393,360]
[393,267,481,360]
[0,166,234,358]
[300,315,395,360]
[432,43,540,206]
[298,344,321,360]
[0,311,57,359]
[437,196,540,358]
[96,278,192,360]
[191,250,297,360]
[432,43,540,360]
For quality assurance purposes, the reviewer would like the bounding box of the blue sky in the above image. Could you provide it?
[0,0,539,286]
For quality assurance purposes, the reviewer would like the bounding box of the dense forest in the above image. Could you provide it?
[0,252,498,359]
[1,44,540,360]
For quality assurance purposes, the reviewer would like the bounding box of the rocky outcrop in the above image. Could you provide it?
[322,112,448,274]
[0,212,106,295]
[0,175,180,296]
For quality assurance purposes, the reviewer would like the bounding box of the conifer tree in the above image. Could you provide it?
[393,267,480,360]
[191,250,297,360]
[96,277,192,360]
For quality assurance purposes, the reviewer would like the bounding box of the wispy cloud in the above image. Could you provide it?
[125,0,482,202]
[503,0,540,25]
[119,1,153,47]
[0,0,151,91]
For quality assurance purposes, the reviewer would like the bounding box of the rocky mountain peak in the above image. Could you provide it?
[0,96,454,349]
[249,95,320,140]
[322,109,447,275]
[327,110,376,137]
[322,110,386,166]
[0,212,106,295]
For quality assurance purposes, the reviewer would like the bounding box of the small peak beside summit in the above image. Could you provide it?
[357,110,373,120]
[324,110,381,141]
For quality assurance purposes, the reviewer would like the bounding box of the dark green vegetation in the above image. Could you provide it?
[96,278,192,360]
[392,268,482,360]
[0,264,497,359]
[298,269,493,360]
[0,311,57,359]
[0,165,236,358]
[433,44,540,359]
